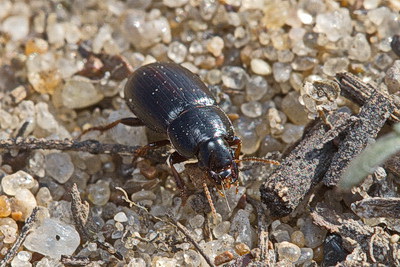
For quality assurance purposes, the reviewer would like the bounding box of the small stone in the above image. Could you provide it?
[47,18,65,47]
[130,190,156,202]
[11,251,32,267]
[368,6,390,26]
[128,258,146,267]
[200,0,219,20]
[121,10,171,50]
[168,41,187,63]
[234,117,261,154]
[241,101,263,118]
[0,217,18,244]
[206,69,222,85]
[163,0,188,7]
[45,153,74,184]
[385,60,400,94]
[25,38,49,55]
[235,243,250,256]
[207,36,224,57]
[108,109,148,146]
[152,257,177,267]
[323,57,349,76]
[291,230,306,247]
[221,66,248,90]
[36,187,53,207]
[364,0,381,9]
[24,218,80,260]
[295,248,314,265]
[0,195,11,217]
[281,91,310,125]
[262,0,290,29]
[35,102,65,137]
[213,221,231,239]
[10,86,27,104]
[2,15,29,41]
[87,180,110,206]
[1,170,36,196]
[348,33,371,62]
[189,214,205,229]
[374,53,393,70]
[315,8,352,42]
[291,56,318,71]
[273,62,291,83]
[214,251,234,265]
[230,209,253,247]
[250,59,272,76]
[28,68,61,95]
[13,189,37,221]
[277,50,295,63]
[62,76,104,109]
[276,241,301,262]
[271,230,291,243]
[246,75,268,101]
[114,212,128,223]
[300,217,327,248]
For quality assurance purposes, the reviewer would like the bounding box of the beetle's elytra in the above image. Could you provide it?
[124,62,242,194]
[81,62,278,198]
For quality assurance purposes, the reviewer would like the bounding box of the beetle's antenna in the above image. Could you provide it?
[203,183,217,219]
[235,157,280,165]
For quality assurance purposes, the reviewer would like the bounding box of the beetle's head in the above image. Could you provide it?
[197,137,239,189]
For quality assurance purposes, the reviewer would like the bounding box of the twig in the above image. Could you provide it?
[60,255,104,266]
[0,138,168,164]
[0,138,139,155]
[70,184,91,241]
[166,213,216,267]
[0,207,40,267]
[70,184,123,260]
[246,196,275,265]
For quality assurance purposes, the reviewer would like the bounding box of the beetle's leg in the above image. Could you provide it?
[133,139,171,161]
[79,117,144,138]
[228,136,242,160]
[168,152,189,203]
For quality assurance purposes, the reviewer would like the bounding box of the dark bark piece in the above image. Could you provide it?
[335,72,400,122]
[351,197,400,218]
[260,112,355,217]
[323,91,395,186]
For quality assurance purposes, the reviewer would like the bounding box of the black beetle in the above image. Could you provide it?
[81,62,277,197]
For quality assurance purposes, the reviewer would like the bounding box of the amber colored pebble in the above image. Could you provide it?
[25,38,49,55]
[0,195,11,217]
[11,211,23,222]
[235,243,250,256]
[313,245,324,263]
[214,251,234,266]
[137,160,158,180]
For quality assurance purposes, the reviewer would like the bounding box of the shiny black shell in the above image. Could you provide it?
[125,62,216,132]
[124,62,235,158]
